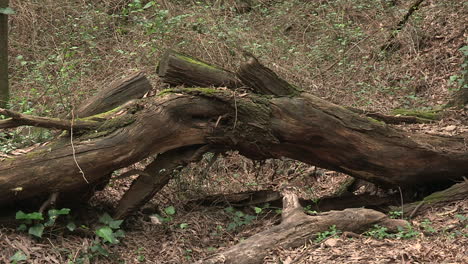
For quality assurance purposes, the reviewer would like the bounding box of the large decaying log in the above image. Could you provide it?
[200,190,408,264]
[0,50,467,209]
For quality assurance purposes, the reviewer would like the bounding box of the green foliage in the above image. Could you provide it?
[365,223,421,240]
[0,7,15,15]
[95,213,125,244]
[9,250,27,264]
[303,205,318,215]
[224,206,256,231]
[395,224,419,239]
[364,225,392,239]
[0,128,52,154]
[136,247,146,262]
[420,219,437,234]
[315,225,341,243]
[251,203,282,216]
[151,205,177,223]
[449,45,468,90]
[16,208,71,238]
[388,210,403,219]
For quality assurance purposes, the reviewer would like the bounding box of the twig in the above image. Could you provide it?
[381,0,426,51]
[409,201,425,219]
[398,186,404,219]
[70,108,89,184]
[0,107,99,130]
[39,192,59,214]
[232,89,238,129]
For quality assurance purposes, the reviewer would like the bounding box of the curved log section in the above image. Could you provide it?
[201,191,408,264]
[1,50,467,208]
[1,88,467,206]
[237,53,298,95]
[157,49,242,88]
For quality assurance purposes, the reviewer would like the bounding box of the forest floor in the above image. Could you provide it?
[1,0,467,263]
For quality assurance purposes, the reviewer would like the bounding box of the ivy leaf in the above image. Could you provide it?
[0,7,15,15]
[16,211,43,220]
[48,208,70,217]
[10,250,27,263]
[227,222,237,231]
[66,222,76,232]
[142,2,154,9]
[114,229,125,238]
[90,243,109,257]
[98,213,114,225]
[108,219,123,229]
[164,206,176,215]
[96,226,118,244]
[28,224,45,238]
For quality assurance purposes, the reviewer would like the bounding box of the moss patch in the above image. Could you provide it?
[391,108,441,120]
[175,53,220,70]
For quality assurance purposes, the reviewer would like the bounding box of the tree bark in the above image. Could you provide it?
[389,180,468,218]
[76,72,151,118]
[0,51,467,208]
[200,191,408,264]
[157,49,242,88]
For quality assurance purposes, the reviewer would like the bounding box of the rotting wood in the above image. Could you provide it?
[1,51,468,208]
[157,49,242,88]
[388,181,468,218]
[236,52,298,96]
[114,145,211,219]
[76,72,151,118]
[346,106,435,124]
[0,108,100,130]
[200,190,408,264]
[190,190,396,212]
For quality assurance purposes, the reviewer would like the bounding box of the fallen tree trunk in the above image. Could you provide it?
[200,190,408,264]
[0,51,467,208]
[389,180,468,218]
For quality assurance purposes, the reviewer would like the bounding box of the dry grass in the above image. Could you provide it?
[1,0,467,263]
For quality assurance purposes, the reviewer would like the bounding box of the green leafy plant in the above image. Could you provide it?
[224,206,256,231]
[95,213,125,244]
[449,45,468,90]
[420,219,437,234]
[388,210,403,219]
[84,213,126,260]
[364,225,392,239]
[16,208,72,238]
[136,247,145,262]
[10,250,27,264]
[151,205,176,223]
[395,224,420,239]
[315,225,341,242]
[304,205,318,215]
